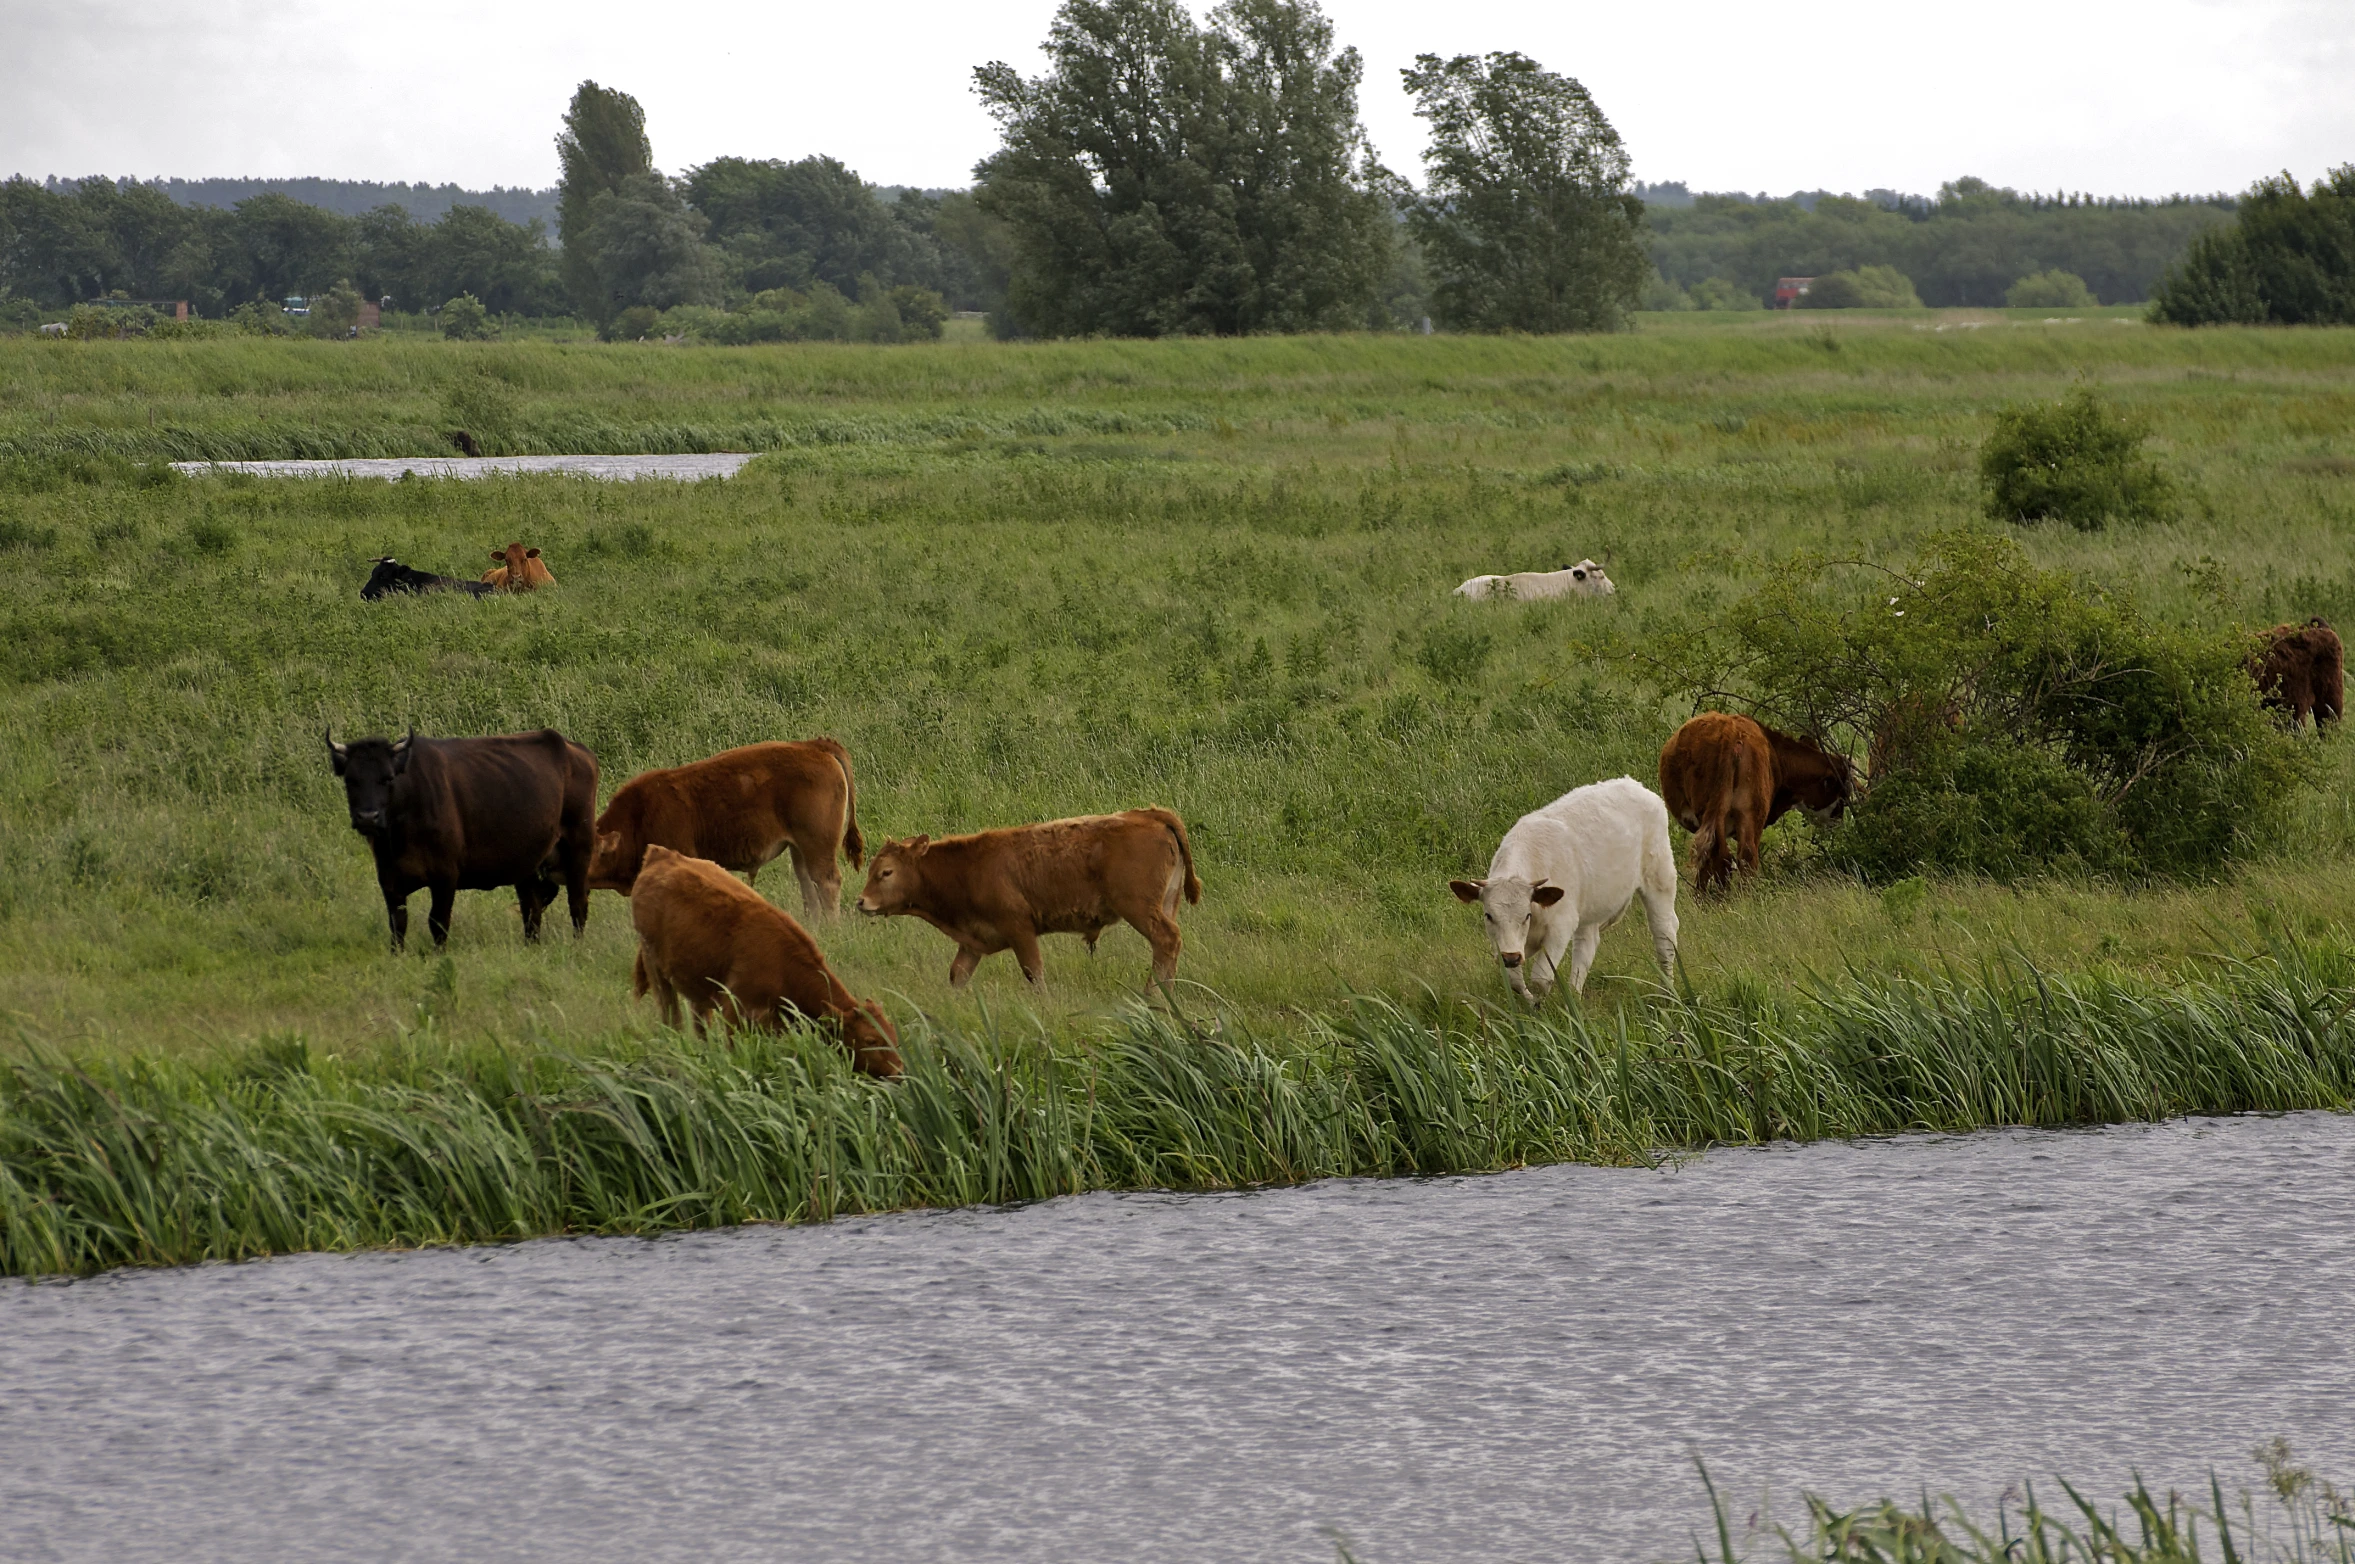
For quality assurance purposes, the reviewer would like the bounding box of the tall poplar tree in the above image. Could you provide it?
[555,81,654,320]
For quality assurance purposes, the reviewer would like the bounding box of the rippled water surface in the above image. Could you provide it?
[5,1113,2352,1563]
[171,452,758,481]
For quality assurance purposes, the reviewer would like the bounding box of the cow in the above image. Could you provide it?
[629,845,902,1077]
[482,542,555,593]
[326,726,598,951]
[855,808,1201,990]
[2250,618,2343,728]
[360,557,494,601]
[1453,560,1616,601]
[1448,776,1679,1006]
[1658,712,1853,893]
[588,739,863,919]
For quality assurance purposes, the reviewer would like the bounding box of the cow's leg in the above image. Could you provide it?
[1009,925,1047,988]
[1736,804,1765,879]
[426,884,457,949]
[564,858,590,937]
[787,840,839,920]
[1639,882,1681,973]
[1134,912,1183,987]
[516,878,549,942]
[947,944,985,989]
[1566,923,1603,995]
[383,884,410,953]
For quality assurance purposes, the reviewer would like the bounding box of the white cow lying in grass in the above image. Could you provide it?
[1453,559,1615,601]
[1449,776,1679,1006]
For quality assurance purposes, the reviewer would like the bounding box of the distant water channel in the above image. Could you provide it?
[5,1114,2352,1564]
[171,452,758,481]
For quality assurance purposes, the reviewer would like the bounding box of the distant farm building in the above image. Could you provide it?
[1774,278,1814,309]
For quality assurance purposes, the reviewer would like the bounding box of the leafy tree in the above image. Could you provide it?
[1798,263,1921,308]
[1687,276,1760,310]
[438,292,495,339]
[555,81,654,320]
[972,0,1392,336]
[2149,166,2355,325]
[1399,51,1648,333]
[904,189,1013,313]
[580,172,723,317]
[1980,387,2175,529]
[2006,268,2096,308]
[306,279,364,336]
[686,155,930,297]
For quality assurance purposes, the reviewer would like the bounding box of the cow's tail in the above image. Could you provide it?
[813,735,863,868]
[1145,807,1202,904]
[631,948,650,1000]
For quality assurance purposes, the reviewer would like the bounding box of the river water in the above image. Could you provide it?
[4,1113,2351,1564]
[170,453,759,481]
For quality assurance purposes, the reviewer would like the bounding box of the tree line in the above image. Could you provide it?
[3,0,2344,336]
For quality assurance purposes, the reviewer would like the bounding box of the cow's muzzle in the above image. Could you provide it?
[350,810,387,833]
[1499,951,1524,969]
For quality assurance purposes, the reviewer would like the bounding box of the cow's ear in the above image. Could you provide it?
[490,549,505,561]
[526,547,541,558]
[1531,883,1566,907]
[907,834,931,854]
[1448,879,1484,904]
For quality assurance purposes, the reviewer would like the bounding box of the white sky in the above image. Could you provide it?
[5,0,2351,198]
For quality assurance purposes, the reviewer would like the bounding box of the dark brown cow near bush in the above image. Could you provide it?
[1658,712,1853,893]
[855,808,1201,989]
[629,845,902,1077]
[2250,618,2343,728]
[588,739,863,918]
[326,726,598,950]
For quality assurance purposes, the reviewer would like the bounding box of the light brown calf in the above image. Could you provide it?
[482,542,555,593]
[589,739,862,918]
[855,808,1201,989]
[629,845,901,1077]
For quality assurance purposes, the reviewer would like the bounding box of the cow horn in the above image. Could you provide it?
[324,725,346,762]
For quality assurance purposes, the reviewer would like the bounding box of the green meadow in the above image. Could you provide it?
[4,311,2355,1270]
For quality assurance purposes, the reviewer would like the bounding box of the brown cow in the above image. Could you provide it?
[588,739,863,918]
[326,726,598,950]
[1658,712,1853,893]
[629,845,901,1077]
[855,808,1201,989]
[2250,618,2343,728]
[482,542,555,593]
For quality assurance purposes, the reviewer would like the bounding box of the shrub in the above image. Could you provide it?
[1415,622,1492,686]
[307,281,364,338]
[146,316,228,341]
[229,301,291,336]
[63,304,155,340]
[1642,272,1694,311]
[1798,265,1922,309]
[1644,532,2303,883]
[599,303,661,342]
[1688,277,1761,311]
[438,293,496,340]
[1980,386,2175,528]
[2005,268,2097,308]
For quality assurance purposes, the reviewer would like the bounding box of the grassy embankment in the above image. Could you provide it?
[3,315,2354,1273]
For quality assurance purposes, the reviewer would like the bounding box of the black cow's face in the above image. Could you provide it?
[327,730,413,835]
[360,558,405,601]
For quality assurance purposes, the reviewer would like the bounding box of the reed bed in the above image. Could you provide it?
[8,944,2352,1278]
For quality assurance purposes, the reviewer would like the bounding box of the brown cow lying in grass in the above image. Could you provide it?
[2250,618,2343,729]
[1658,712,1853,893]
[482,542,555,592]
[856,808,1201,990]
[589,738,863,917]
[629,845,902,1077]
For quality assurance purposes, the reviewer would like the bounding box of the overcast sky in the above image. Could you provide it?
[5,0,2350,198]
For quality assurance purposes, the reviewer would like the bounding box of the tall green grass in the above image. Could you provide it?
[8,940,2352,1277]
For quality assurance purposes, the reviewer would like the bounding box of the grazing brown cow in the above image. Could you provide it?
[482,542,555,593]
[588,739,863,918]
[1658,712,1853,893]
[855,808,1201,989]
[2250,618,2344,728]
[629,845,902,1077]
[327,726,598,950]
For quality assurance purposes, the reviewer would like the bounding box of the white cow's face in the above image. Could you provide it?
[1449,875,1566,969]
[1567,560,1614,596]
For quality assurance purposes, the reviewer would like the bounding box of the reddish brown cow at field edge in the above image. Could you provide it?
[629,846,901,1077]
[589,739,863,918]
[856,808,1202,989]
[482,542,555,593]
[1658,712,1852,893]
[2250,618,2343,728]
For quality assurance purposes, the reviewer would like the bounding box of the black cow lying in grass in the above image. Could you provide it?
[360,557,495,601]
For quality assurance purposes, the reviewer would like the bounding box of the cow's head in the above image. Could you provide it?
[843,999,904,1078]
[1567,560,1615,596]
[586,807,645,892]
[855,836,930,916]
[1794,748,1856,822]
[360,558,405,601]
[1449,875,1565,970]
[491,542,543,579]
[328,725,414,835]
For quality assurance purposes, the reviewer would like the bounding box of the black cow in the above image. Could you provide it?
[361,557,494,601]
[326,727,599,951]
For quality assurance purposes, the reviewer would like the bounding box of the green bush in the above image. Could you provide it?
[438,292,496,340]
[1687,276,1761,311]
[229,301,291,336]
[1980,386,2175,528]
[1642,272,1694,311]
[306,280,364,338]
[1646,532,2302,883]
[2005,268,2097,308]
[599,303,662,342]
[63,304,155,340]
[1798,265,1922,309]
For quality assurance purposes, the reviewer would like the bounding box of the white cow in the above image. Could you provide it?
[1448,776,1679,1005]
[1453,559,1615,601]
